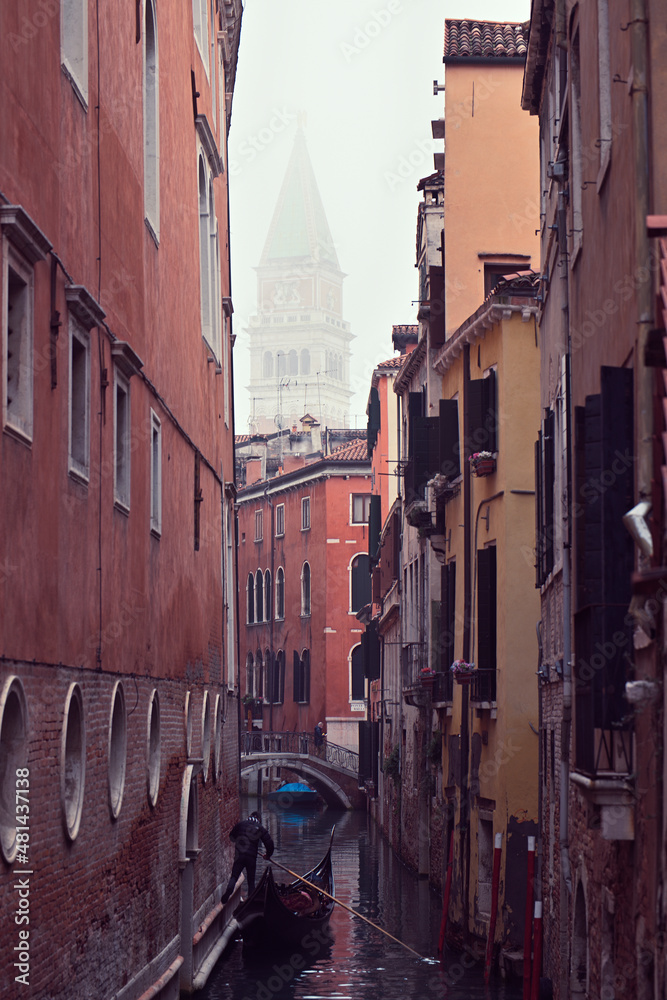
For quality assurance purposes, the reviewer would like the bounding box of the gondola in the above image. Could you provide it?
[231,827,335,948]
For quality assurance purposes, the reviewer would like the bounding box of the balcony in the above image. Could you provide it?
[469,669,497,706]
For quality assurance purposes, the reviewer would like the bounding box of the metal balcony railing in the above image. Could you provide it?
[241,731,359,773]
[469,669,497,703]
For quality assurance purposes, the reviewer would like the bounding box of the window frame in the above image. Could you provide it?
[68,317,91,483]
[254,508,263,542]
[143,0,160,242]
[301,496,311,531]
[350,493,371,525]
[275,503,285,537]
[113,368,131,512]
[61,0,89,108]
[2,242,34,443]
[150,409,162,537]
[301,561,311,617]
[275,566,285,621]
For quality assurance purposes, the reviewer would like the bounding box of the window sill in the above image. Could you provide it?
[150,524,161,540]
[68,464,90,487]
[144,216,159,248]
[570,771,634,840]
[114,498,130,517]
[3,422,33,448]
[61,61,88,112]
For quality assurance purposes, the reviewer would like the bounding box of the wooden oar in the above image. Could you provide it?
[266,855,426,960]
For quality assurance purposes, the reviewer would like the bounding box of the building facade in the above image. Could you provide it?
[522,1,667,997]
[236,439,371,758]
[0,2,242,998]
[366,17,543,969]
[245,128,353,434]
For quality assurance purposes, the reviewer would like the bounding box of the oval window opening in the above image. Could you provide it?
[108,683,127,819]
[62,684,85,840]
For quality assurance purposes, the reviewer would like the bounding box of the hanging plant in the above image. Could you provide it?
[383,744,401,784]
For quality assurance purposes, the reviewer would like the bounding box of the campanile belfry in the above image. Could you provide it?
[246,127,353,433]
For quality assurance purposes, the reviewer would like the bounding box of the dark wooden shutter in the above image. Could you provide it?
[367,386,381,457]
[352,554,371,612]
[412,415,439,499]
[441,561,456,671]
[362,621,380,681]
[439,398,460,479]
[303,650,310,703]
[535,434,544,587]
[467,371,497,456]
[477,547,497,672]
[544,409,555,577]
[369,494,382,565]
[358,720,379,791]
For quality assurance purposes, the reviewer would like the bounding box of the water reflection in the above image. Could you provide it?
[198,802,523,1000]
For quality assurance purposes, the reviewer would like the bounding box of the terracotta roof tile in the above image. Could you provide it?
[329,441,369,462]
[444,19,528,60]
[376,356,406,371]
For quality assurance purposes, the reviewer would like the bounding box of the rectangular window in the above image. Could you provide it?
[61,0,89,107]
[474,546,497,703]
[596,0,612,188]
[301,496,311,531]
[68,319,90,481]
[351,493,371,524]
[3,247,34,442]
[570,29,584,261]
[255,508,263,541]
[114,370,131,510]
[150,410,161,536]
[275,503,285,537]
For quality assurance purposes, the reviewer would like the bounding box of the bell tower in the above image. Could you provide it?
[246,127,353,433]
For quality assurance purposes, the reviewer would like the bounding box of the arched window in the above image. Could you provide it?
[247,572,255,624]
[264,648,271,703]
[198,158,211,342]
[351,645,365,700]
[263,351,273,378]
[264,570,272,621]
[277,350,286,377]
[350,554,371,612]
[300,348,310,375]
[0,677,28,862]
[293,648,310,703]
[272,650,285,704]
[245,652,254,695]
[288,349,298,374]
[276,567,285,620]
[143,0,159,238]
[301,561,311,617]
[255,649,264,700]
[255,569,264,622]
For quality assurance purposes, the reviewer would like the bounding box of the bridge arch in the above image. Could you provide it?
[241,757,353,810]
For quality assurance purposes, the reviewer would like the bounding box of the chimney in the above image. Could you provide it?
[245,457,263,485]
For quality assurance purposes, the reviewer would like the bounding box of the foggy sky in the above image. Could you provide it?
[228,0,531,434]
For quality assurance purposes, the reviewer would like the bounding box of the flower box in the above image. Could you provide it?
[469,452,496,477]
[450,660,476,685]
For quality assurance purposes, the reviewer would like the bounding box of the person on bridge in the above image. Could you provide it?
[314,721,326,754]
[220,811,274,902]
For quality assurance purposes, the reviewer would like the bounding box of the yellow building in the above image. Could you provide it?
[432,277,541,954]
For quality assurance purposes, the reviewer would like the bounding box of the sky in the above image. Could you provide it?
[227,0,532,434]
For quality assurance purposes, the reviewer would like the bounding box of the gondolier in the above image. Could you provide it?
[220,811,274,903]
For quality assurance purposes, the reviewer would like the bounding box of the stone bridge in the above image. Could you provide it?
[240,731,365,810]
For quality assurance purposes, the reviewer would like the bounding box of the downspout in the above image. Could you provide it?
[461,343,472,943]
[397,388,404,856]
[629,0,652,518]
[265,484,275,734]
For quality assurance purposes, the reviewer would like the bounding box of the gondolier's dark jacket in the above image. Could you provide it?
[229,818,274,860]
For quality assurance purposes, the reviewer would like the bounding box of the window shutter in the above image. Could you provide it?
[351,645,365,699]
[352,554,371,612]
[477,547,497,672]
[441,561,456,671]
[439,398,460,479]
[362,621,380,681]
[467,371,497,456]
[535,434,544,587]
[412,415,439,498]
[367,385,381,457]
[544,409,555,577]
[303,650,310,704]
[369,494,382,565]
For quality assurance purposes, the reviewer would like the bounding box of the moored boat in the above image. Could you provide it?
[267,781,319,807]
[231,827,335,948]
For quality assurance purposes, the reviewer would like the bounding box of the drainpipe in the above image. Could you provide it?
[629,0,652,518]
[264,484,275,735]
[461,343,472,943]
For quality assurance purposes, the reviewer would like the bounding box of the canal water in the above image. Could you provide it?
[197,799,523,1000]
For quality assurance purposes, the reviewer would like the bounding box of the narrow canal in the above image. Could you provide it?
[197,800,524,1000]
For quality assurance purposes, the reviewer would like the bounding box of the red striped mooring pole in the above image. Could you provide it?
[522,836,536,1000]
[530,901,543,1000]
[484,832,503,983]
